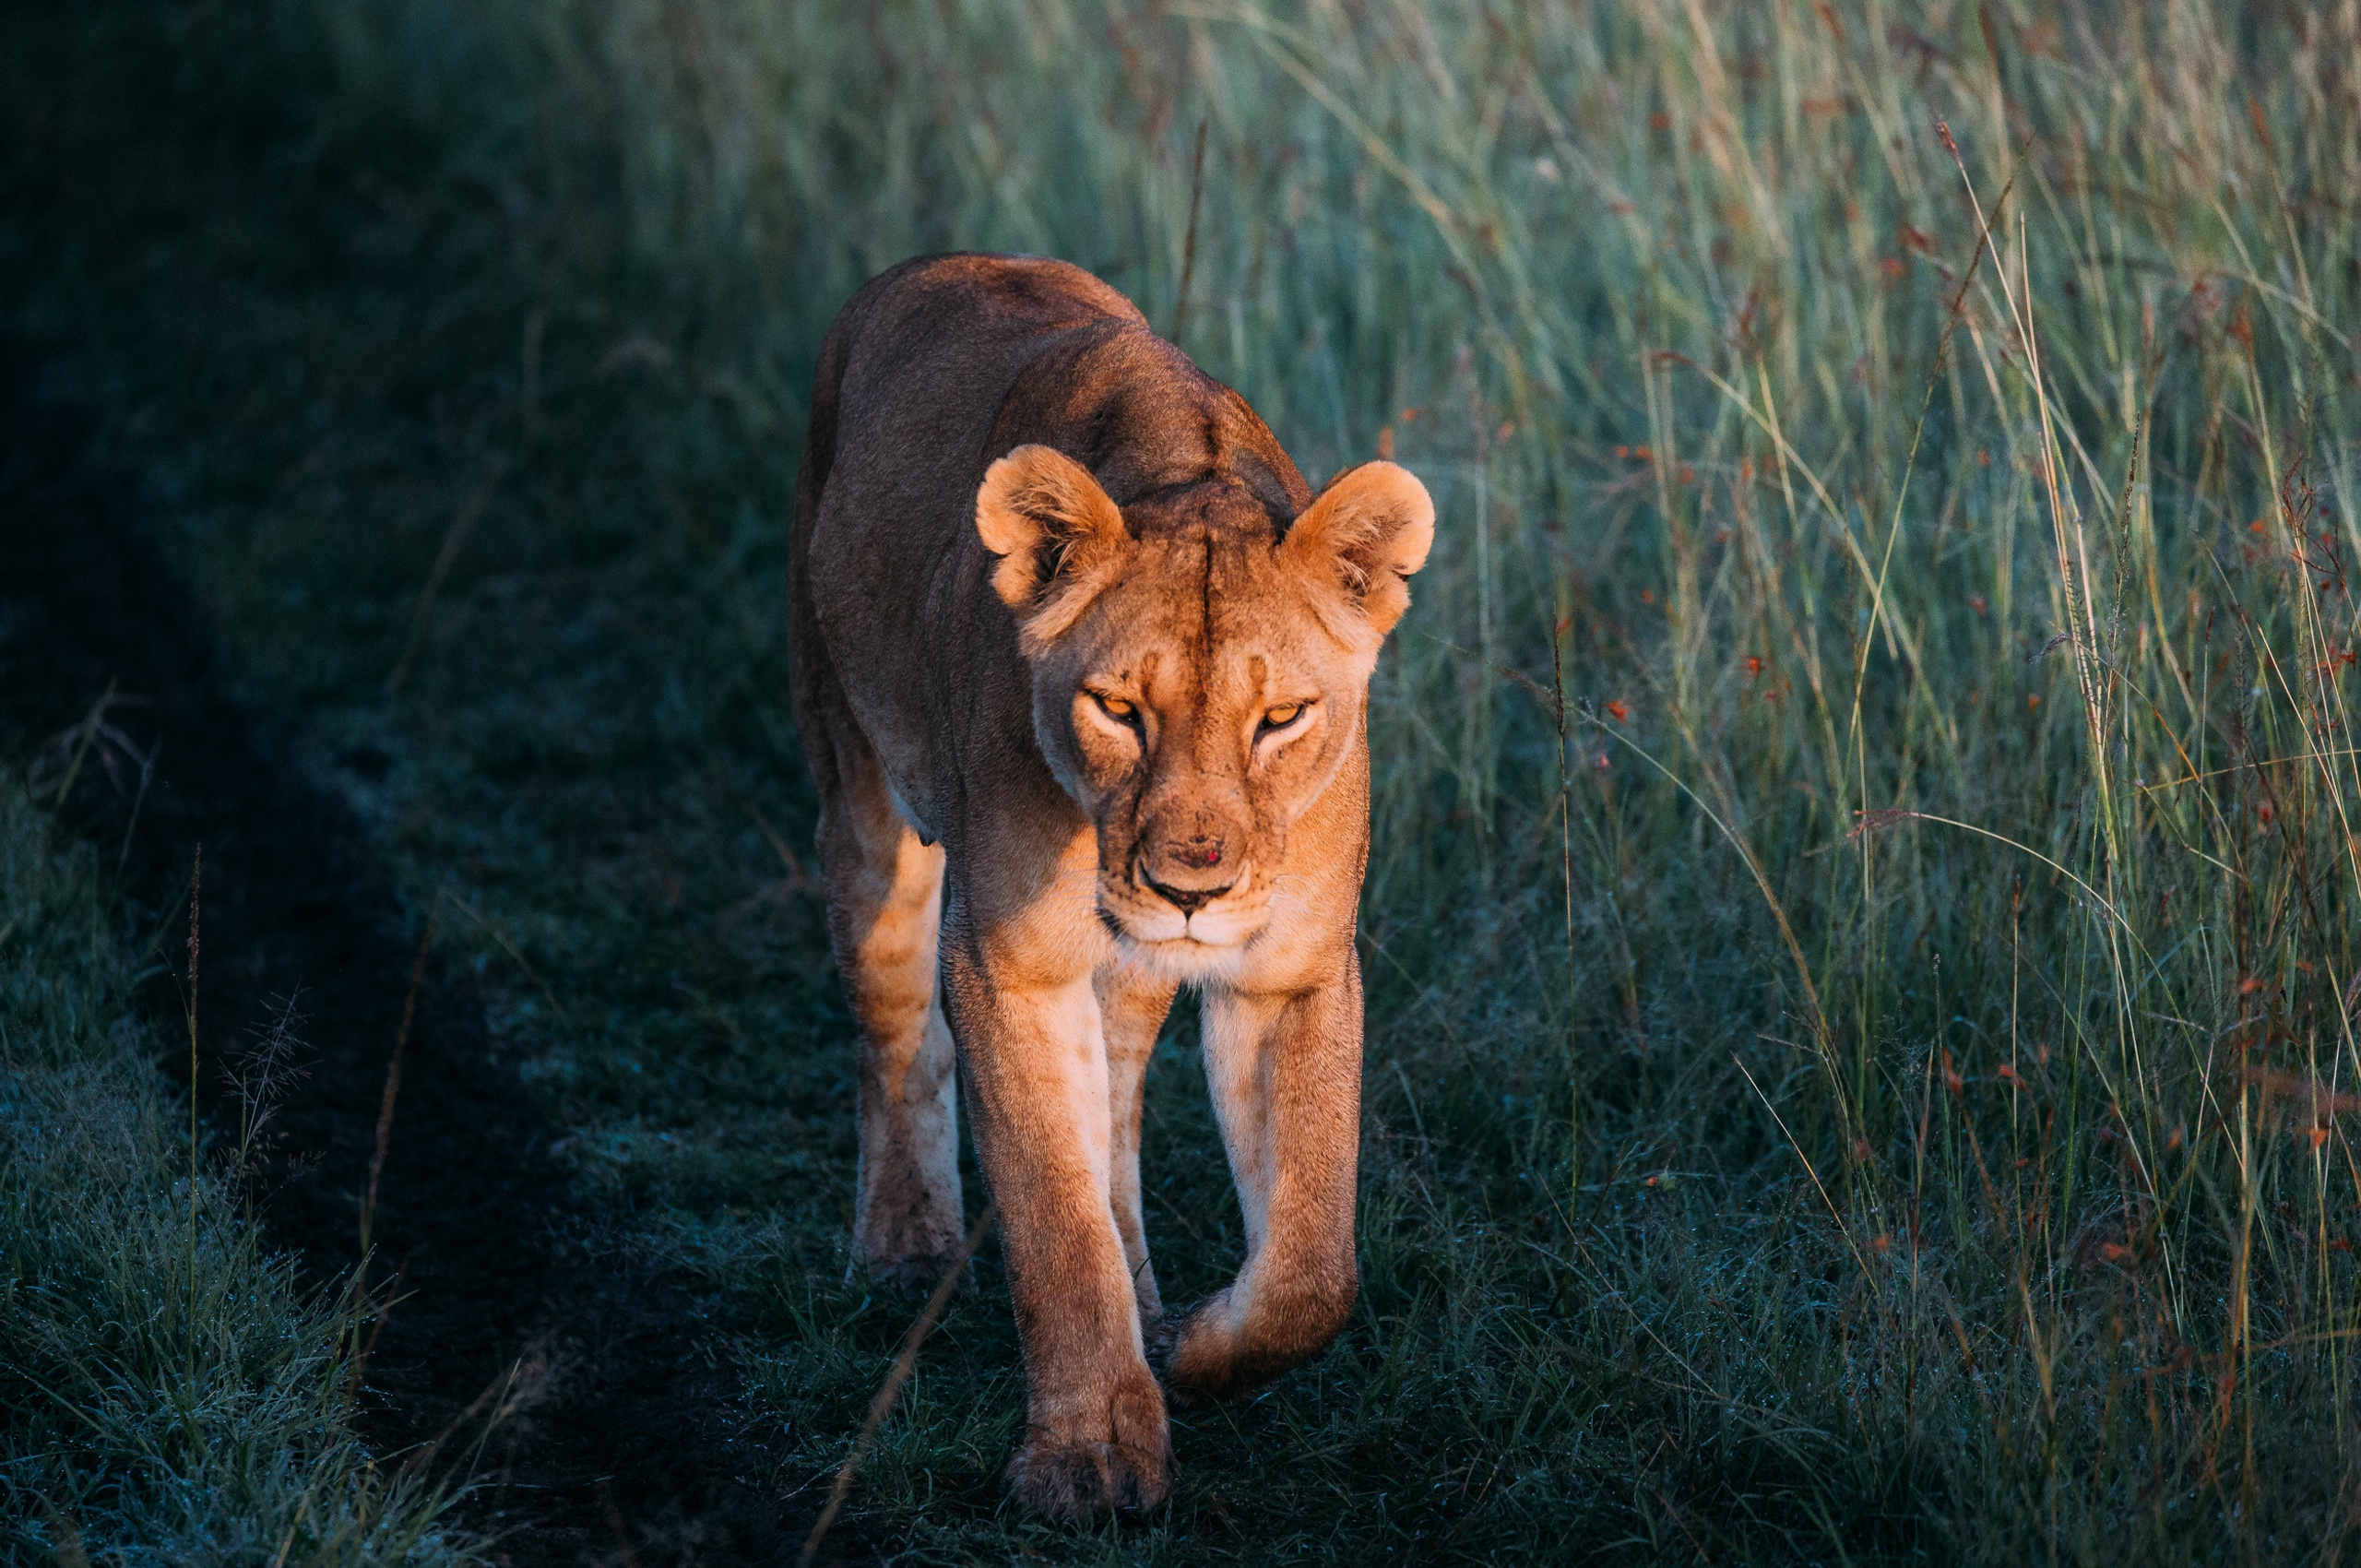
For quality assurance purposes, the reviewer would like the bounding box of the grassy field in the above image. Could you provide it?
[0,781,470,1563]
[6,0,2359,1560]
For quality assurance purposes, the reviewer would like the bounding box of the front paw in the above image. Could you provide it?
[1005,1373,1170,1518]
[1165,1271,1355,1404]
[1160,1291,1245,1405]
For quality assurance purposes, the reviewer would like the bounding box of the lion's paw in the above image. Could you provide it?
[1005,1375,1171,1518]
[1006,1435,1168,1518]
[1159,1291,1247,1405]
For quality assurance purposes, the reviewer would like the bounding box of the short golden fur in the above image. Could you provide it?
[788,254,1433,1517]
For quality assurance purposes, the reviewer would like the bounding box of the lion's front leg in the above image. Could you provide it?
[1097,963,1178,1332]
[943,932,1170,1517]
[1165,961,1363,1403]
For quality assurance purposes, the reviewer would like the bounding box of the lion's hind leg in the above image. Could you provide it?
[809,723,963,1289]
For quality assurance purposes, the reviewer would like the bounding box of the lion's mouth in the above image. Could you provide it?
[1105,862,1261,948]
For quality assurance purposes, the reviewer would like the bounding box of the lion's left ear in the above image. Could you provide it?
[1280,461,1435,636]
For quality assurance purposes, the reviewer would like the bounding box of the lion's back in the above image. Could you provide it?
[793,255,1146,827]
[825,255,1144,489]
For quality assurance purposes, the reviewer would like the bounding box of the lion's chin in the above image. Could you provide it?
[1118,934,1255,983]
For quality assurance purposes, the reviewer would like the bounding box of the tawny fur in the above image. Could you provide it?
[787,254,1433,1518]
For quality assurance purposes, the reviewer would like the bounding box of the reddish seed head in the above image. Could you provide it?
[1606,700,1630,722]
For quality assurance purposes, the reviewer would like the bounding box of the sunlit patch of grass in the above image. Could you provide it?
[6,0,2359,1559]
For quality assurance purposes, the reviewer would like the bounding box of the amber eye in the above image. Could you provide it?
[1094,693,1138,722]
[1261,703,1305,731]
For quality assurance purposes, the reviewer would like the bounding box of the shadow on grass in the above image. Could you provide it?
[0,339,807,1565]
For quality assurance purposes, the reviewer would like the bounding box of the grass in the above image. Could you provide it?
[4,0,2359,1560]
[0,780,474,1563]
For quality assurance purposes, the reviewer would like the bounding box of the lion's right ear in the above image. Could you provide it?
[975,445,1130,648]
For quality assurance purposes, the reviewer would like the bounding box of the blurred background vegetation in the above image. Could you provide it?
[4,0,2357,1561]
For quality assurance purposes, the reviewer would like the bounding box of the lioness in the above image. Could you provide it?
[788,254,1432,1516]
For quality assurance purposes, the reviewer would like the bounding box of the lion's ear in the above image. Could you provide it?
[975,445,1131,646]
[1280,461,1435,636]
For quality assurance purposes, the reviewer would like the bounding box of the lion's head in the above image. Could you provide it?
[975,444,1433,979]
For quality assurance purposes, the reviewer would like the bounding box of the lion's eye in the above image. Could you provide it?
[1261,704,1305,731]
[1094,693,1137,722]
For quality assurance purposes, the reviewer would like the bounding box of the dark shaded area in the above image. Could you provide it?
[0,343,808,1563]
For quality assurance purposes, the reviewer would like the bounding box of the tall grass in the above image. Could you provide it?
[397,3,2356,1550]
[10,0,2360,1558]
[0,782,475,1564]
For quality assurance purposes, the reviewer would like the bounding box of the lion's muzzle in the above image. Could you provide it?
[1141,866,1233,914]
[1103,857,1264,951]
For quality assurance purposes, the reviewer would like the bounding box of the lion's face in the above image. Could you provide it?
[1035,529,1370,969]
[976,446,1433,978]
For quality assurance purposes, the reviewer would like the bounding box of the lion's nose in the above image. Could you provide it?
[1173,834,1226,871]
[1137,830,1236,915]
[1143,871,1235,915]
